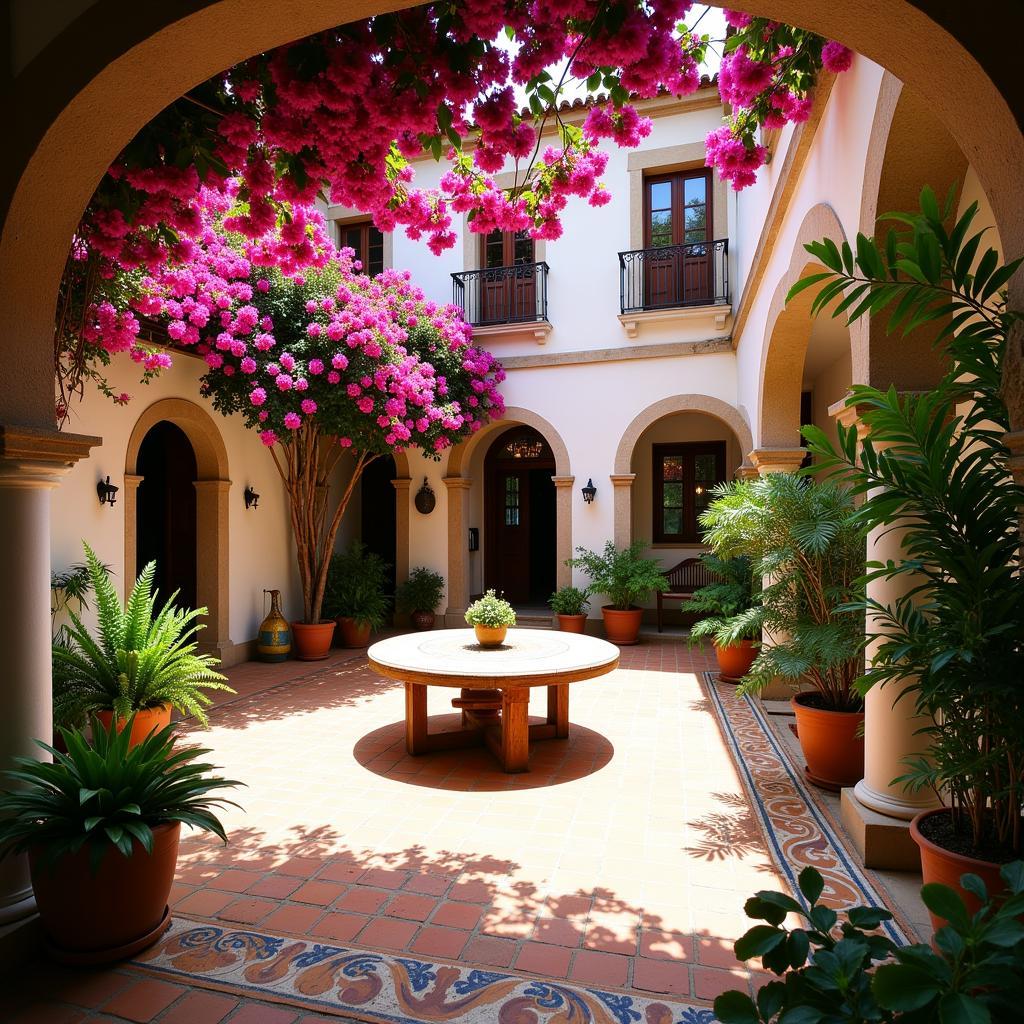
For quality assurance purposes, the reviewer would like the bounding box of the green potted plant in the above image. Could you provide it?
[53,543,232,747]
[795,187,1024,907]
[0,717,241,964]
[465,589,516,647]
[323,541,391,648]
[715,861,1024,1024]
[568,541,668,645]
[549,585,591,634]
[395,566,446,631]
[700,475,865,790]
[687,553,764,681]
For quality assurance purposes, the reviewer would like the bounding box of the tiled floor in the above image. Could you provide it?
[10,637,791,1021]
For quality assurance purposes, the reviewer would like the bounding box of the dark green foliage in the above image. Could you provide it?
[549,585,591,616]
[686,553,764,649]
[568,540,668,611]
[394,566,445,615]
[322,541,392,629]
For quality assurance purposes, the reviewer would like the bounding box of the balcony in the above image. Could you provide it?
[452,262,551,343]
[617,239,730,338]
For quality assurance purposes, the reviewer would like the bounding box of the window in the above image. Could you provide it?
[652,441,726,543]
[644,170,710,248]
[481,229,535,269]
[338,221,384,276]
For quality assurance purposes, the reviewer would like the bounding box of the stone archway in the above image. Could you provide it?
[124,398,231,658]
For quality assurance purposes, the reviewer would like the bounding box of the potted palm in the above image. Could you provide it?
[687,554,763,681]
[395,566,446,630]
[568,541,668,645]
[465,590,516,647]
[0,717,240,964]
[53,544,232,746]
[323,542,391,649]
[700,475,865,789]
[549,585,591,633]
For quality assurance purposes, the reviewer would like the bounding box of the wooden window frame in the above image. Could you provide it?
[479,229,535,269]
[338,220,384,276]
[643,169,712,248]
[652,440,726,543]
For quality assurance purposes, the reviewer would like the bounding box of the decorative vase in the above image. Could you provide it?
[601,606,643,645]
[257,589,291,662]
[791,692,865,791]
[557,613,587,634]
[337,615,372,648]
[291,621,336,660]
[94,704,173,749]
[474,624,507,647]
[714,640,757,682]
[30,821,179,964]
[411,610,436,631]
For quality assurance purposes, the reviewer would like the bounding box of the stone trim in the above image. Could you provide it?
[618,304,731,339]
[500,337,731,370]
[471,320,552,345]
[748,447,807,475]
[0,425,100,466]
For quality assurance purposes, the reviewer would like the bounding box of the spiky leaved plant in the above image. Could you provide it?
[52,543,232,728]
[0,717,241,871]
[687,553,764,649]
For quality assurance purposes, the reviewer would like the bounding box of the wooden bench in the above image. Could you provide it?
[656,557,717,632]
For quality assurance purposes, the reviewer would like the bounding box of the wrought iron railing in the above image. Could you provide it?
[452,262,549,327]
[618,239,729,314]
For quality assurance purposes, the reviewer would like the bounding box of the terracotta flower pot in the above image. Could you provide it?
[714,640,757,682]
[474,624,507,647]
[411,610,436,631]
[29,821,179,964]
[601,606,643,646]
[291,620,336,660]
[94,704,172,749]
[911,808,1007,930]
[336,615,372,649]
[791,692,864,791]
[557,613,587,634]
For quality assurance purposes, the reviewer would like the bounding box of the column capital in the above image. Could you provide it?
[193,478,232,493]
[827,395,871,438]
[734,463,759,481]
[443,476,472,491]
[0,424,101,466]
[391,476,412,491]
[608,473,636,488]
[748,448,806,475]
[551,475,575,488]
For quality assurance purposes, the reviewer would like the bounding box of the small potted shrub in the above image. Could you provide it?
[465,589,516,647]
[568,541,668,645]
[549,585,591,633]
[687,554,763,681]
[0,717,241,964]
[53,543,232,746]
[395,566,446,630]
[323,541,392,648]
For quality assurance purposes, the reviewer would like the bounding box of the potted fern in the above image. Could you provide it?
[0,717,240,963]
[53,543,232,746]
[465,590,516,647]
[549,585,591,634]
[687,554,763,681]
[395,566,446,630]
[323,541,391,648]
[568,541,668,645]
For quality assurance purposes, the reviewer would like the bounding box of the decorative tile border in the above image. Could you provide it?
[133,917,719,1024]
[702,674,910,946]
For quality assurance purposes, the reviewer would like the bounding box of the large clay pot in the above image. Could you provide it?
[337,616,372,649]
[474,624,507,647]
[791,692,864,791]
[714,640,758,682]
[411,611,436,631]
[601,606,643,646]
[291,620,336,660]
[557,613,587,634]
[911,808,1006,930]
[95,704,172,749]
[256,589,291,662]
[29,821,179,964]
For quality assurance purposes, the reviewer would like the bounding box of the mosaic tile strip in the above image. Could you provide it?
[703,674,910,946]
[133,917,719,1024]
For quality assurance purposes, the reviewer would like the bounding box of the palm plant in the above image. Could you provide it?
[794,186,1024,856]
[699,475,865,709]
[52,543,232,728]
[0,716,240,871]
[687,553,764,649]
[568,540,668,610]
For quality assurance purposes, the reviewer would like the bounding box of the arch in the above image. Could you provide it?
[447,407,571,479]
[124,398,231,658]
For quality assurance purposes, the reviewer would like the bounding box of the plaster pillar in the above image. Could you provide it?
[121,473,144,596]
[609,474,635,549]
[0,426,99,925]
[192,479,232,660]
[444,477,472,623]
[391,477,411,585]
[748,447,806,475]
[551,476,575,590]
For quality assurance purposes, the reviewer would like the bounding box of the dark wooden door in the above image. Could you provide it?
[643,171,711,307]
[481,230,536,323]
[360,455,397,595]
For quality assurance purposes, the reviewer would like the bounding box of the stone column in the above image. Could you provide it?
[122,473,143,599]
[609,474,635,549]
[734,463,759,481]
[443,477,471,624]
[551,476,575,590]
[391,477,412,585]
[0,426,99,924]
[193,479,231,660]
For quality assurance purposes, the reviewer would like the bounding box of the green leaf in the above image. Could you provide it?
[797,866,824,905]
[920,883,970,931]
[938,992,991,1024]
[713,991,760,1024]
[873,963,941,1010]
[735,924,786,961]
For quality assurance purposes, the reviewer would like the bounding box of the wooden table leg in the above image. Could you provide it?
[500,687,530,772]
[405,681,428,755]
[547,683,569,739]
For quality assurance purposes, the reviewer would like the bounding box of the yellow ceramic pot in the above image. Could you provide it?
[474,624,507,647]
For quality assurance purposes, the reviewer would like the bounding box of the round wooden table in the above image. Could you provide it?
[367,629,619,773]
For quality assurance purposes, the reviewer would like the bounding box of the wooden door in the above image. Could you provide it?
[480,230,536,323]
[643,171,712,307]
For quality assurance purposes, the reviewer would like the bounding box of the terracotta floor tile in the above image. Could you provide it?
[448,878,495,903]
[410,926,469,959]
[697,934,744,968]
[692,966,750,1002]
[101,979,186,1022]
[246,875,303,899]
[386,893,437,921]
[317,861,365,884]
[358,867,411,890]
[277,856,324,878]
[311,912,367,942]
[208,868,265,893]
[261,904,323,934]
[532,916,584,947]
[431,901,483,930]
[569,949,630,987]
[160,991,239,1024]
[175,889,236,917]
[10,1005,86,1024]
[335,888,390,914]
[290,880,346,906]
[357,916,419,950]
[515,942,573,978]
[640,928,694,962]
[217,898,276,924]
[404,871,453,896]
[463,935,518,968]
[632,957,690,995]
[225,1005,299,1024]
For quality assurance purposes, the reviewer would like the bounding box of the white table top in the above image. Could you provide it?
[367,628,620,688]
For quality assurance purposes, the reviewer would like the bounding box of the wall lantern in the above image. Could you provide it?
[581,478,597,504]
[96,476,119,507]
[244,486,260,510]
[414,477,436,515]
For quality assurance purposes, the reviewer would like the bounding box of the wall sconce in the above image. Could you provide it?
[414,477,436,515]
[244,486,260,510]
[581,478,597,504]
[468,527,479,552]
[96,476,118,507]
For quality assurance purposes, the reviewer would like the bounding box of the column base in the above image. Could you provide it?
[840,788,922,871]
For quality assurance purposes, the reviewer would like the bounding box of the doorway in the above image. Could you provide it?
[360,454,397,594]
[484,426,557,605]
[135,420,198,609]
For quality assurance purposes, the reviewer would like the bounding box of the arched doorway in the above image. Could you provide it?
[483,426,557,605]
[360,454,398,594]
[135,421,198,608]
